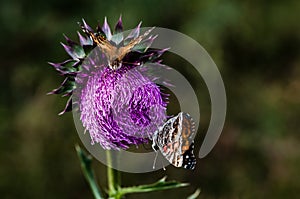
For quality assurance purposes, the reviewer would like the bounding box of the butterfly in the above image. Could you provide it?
[152,112,196,170]
[80,22,154,70]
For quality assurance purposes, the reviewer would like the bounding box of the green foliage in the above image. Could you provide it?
[187,189,201,199]
[118,176,188,195]
[76,145,199,199]
[76,145,104,199]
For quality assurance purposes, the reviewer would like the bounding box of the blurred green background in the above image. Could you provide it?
[1,0,300,198]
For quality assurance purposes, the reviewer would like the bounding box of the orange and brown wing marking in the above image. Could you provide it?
[117,27,155,61]
[93,35,117,59]
[180,114,195,153]
[84,31,117,61]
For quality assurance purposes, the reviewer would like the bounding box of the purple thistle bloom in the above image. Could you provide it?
[49,17,168,149]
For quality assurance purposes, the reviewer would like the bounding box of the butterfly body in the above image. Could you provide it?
[152,112,196,170]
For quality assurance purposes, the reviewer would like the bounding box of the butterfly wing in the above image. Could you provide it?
[180,113,195,152]
[182,142,196,169]
[117,27,155,61]
[158,116,183,167]
[153,112,196,169]
[179,113,196,169]
[80,23,154,68]
[79,23,117,61]
[91,34,117,61]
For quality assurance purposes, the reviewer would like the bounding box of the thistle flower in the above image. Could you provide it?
[49,17,168,149]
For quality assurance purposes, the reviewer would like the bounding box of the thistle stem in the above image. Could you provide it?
[106,150,119,198]
[75,145,103,199]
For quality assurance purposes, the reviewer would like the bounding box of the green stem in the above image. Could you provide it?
[106,150,119,198]
[78,146,193,198]
[75,145,103,199]
[87,177,103,199]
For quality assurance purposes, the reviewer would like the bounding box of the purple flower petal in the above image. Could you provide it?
[114,15,123,33]
[78,66,167,150]
[102,17,112,40]
[124,22,141,44]
[61,42,85,60]
[81,18,93,33]
[59,96,72,115]
[77,31,93,46]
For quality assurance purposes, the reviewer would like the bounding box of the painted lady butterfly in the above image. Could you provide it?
[80,22,154,70]
[152,112,196,170]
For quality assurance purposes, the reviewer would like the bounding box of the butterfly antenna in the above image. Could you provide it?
[153,151,158,169]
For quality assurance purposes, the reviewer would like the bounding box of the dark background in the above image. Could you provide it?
[1,0,300,198]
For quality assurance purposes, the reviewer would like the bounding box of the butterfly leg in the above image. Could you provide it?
[153,151,158,169]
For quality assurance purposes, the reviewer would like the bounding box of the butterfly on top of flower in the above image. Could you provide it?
[49,17,169,150]
[152,112,197,170]
[78,18,155,70]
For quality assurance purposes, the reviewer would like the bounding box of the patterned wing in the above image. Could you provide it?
[180,113,195,152]
[158,115,182,167]
[182,142,196,169]
[180,113,196,169]
[117,27,155,61]
[90,34,117,61]
[152,112,196,169]
[79,23,117,61]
